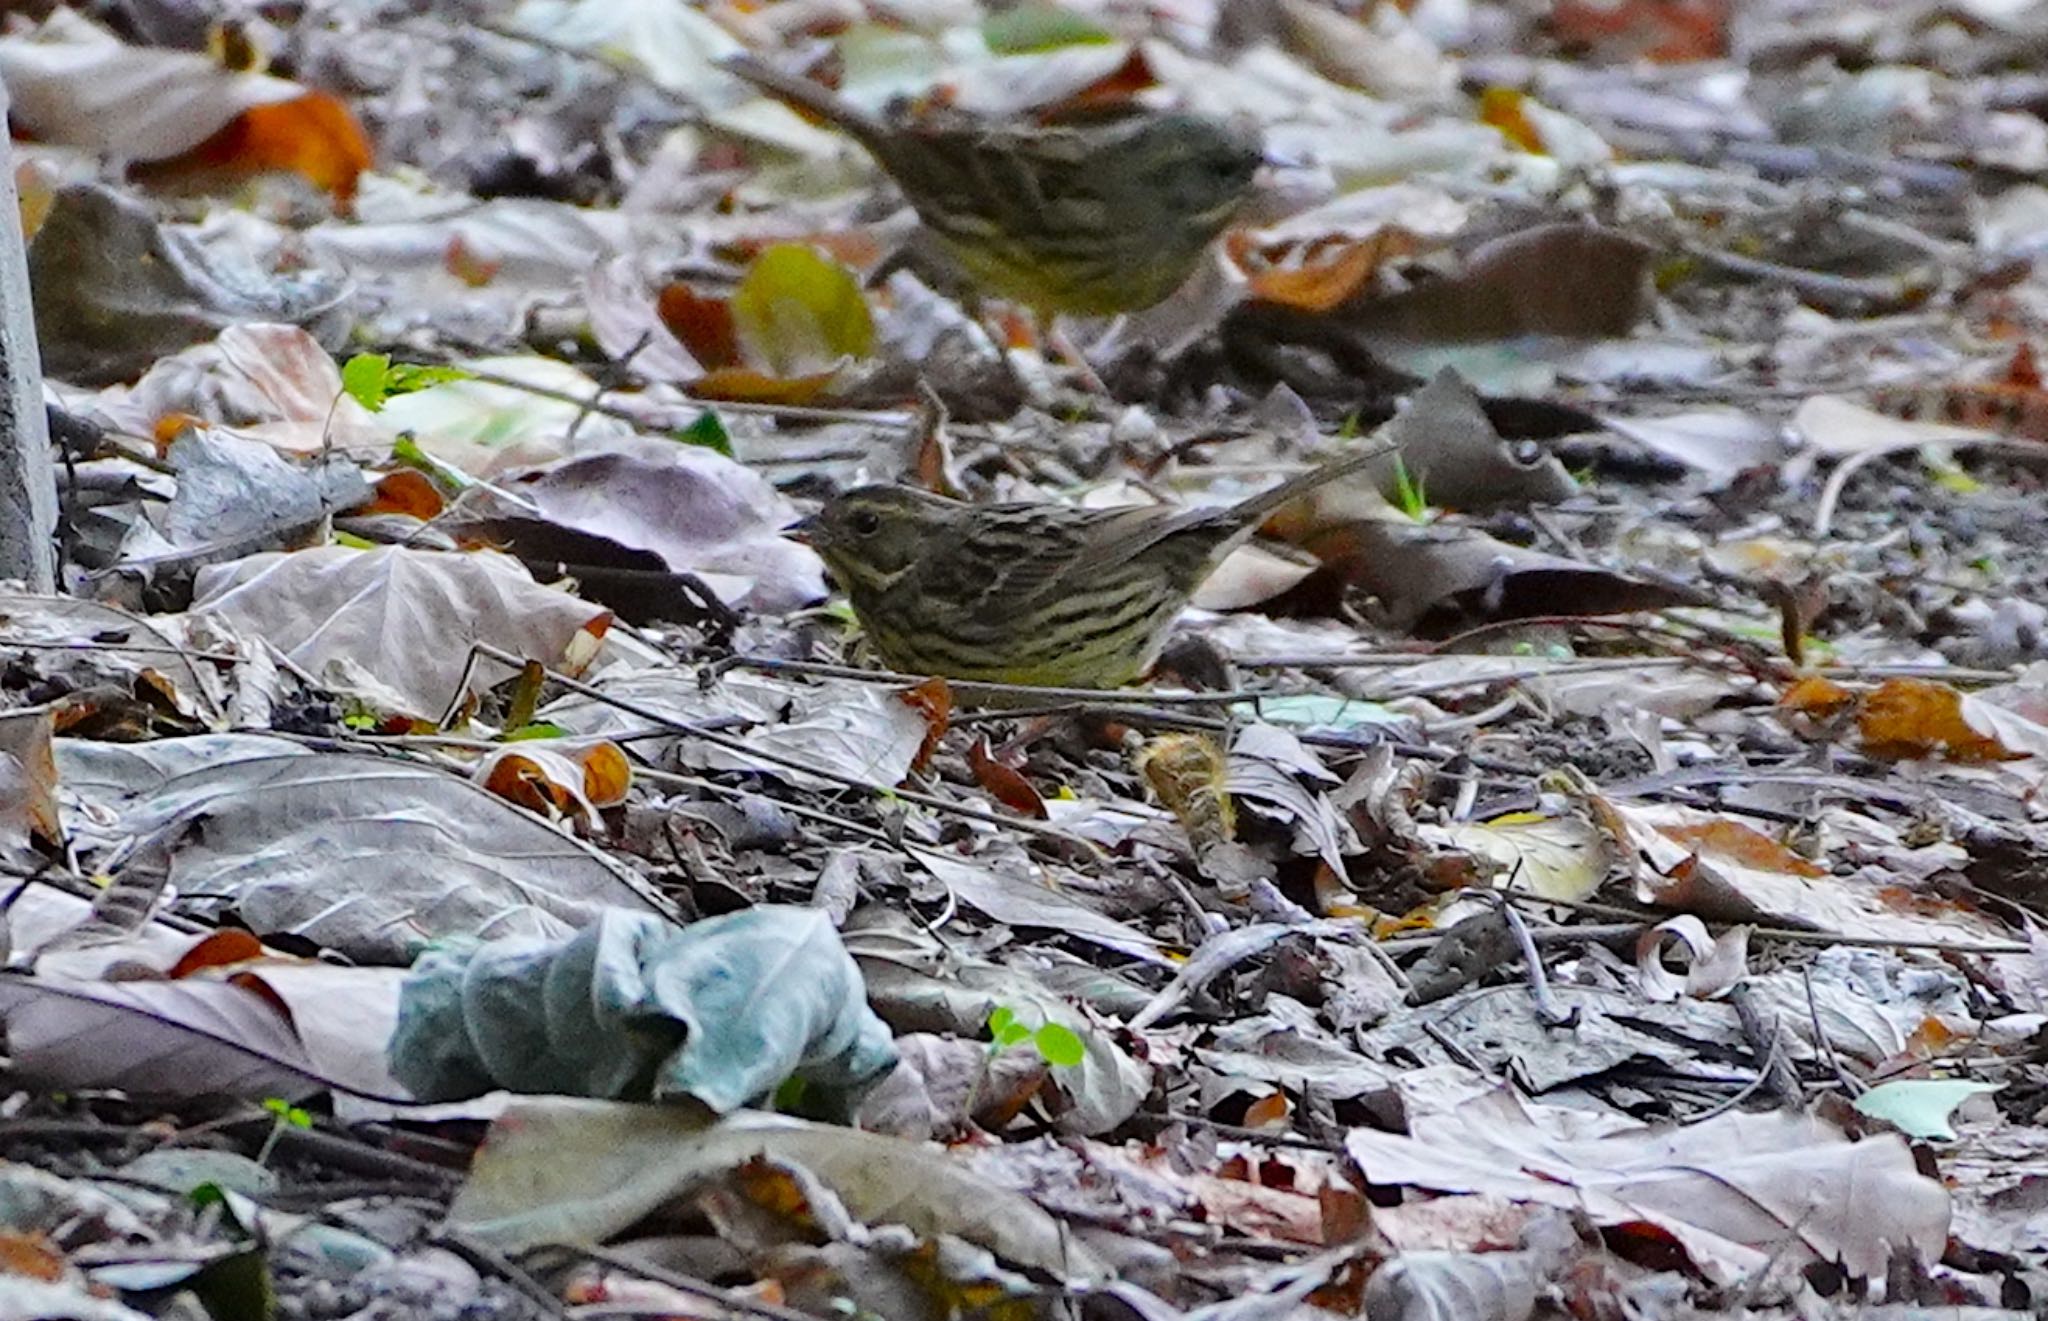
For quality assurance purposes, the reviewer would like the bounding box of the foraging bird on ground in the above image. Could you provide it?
[725,52,1262,317]
[796,443,1395,688]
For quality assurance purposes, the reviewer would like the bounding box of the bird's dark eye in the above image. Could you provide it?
[850,509,882,536]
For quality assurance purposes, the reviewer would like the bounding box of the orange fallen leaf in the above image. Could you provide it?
[1231,229,1418,313]
[690,365,839,405]
[1658,820,1825,878]
[1858,677,2020,762]
[362,469,445,520]
[169,929,269,978]
[0,1232,66,1282]
[446,235,503,287]
[1779,673,1857,719]
[1478,86,1544,153]
[898,677,952,774]
[137,90,372,207]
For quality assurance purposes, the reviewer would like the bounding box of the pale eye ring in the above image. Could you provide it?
[850,509,882,536]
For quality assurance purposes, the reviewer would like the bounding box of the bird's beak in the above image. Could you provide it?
[784,512,817,546]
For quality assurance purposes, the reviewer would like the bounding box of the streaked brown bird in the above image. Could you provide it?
[797,443,1394,688]
[725,52,1261,316]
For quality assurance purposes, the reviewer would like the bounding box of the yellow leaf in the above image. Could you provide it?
[729,244,874,379]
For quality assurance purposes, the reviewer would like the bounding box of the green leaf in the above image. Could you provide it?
[386,362,471,395]
[1032,1023,1085,1068]
[984,2,1114,53]
[674,410,733,456]
[340,353,470,413]
[505,722,570,742]
[988,1005,1015,1036]
[340,353,392,411]
[996,1023,1032,1047]
[730,244,874,378]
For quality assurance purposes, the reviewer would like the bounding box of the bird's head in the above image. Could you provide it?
[790,485,960,592]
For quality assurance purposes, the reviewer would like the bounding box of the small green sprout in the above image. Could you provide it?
[987,1005,1085,1067]
[340,353,471,413]
[1390,455,1430,521]
[255,1096,312,1166]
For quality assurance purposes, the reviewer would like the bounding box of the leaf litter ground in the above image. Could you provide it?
[6,1,2048,1319]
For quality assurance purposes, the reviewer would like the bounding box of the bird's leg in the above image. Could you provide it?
[1046,317,1111,396]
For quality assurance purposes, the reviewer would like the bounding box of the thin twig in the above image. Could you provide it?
[527,1243,825,1321]
[1728,984,1804,1111]
[721,654,1264,707]
[633,764,899,849]
[468,643,1105,857]
[434,1230,569,1318]
[1812,433,2035,538]
[1505,892,2029,956]
[1475,886,1576,1028]
[1802,965,1862,1098]
[444,362,910,431]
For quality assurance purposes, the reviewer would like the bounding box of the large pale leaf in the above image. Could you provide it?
[464,448,826,612]
[191,545,611,721]
[74,751,674,965]
[1347,1088,1948,1284]
[0,973,401,1102]
[450,1097,1111,1280]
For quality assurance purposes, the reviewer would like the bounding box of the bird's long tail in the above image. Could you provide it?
[1226,438,1403,528]
[722,53,893,151]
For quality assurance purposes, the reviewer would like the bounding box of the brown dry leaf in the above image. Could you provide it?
[1635,917,1751,1003]
[0,10,369,205]
[1306,506,1693,633]
[0,707,60,849]
[1348,224,1656,343]
[1242,1091,1292,1129]
[1779,672,1858,719]
[968,737,1046,819]
[0,973,367,1102]
[1135,732,1235,854]
[658,283,743,370]
[0,1231,67,1283]
[1591,793,2009,946]
[464,449,827,614]
[1550,0,1732,63]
